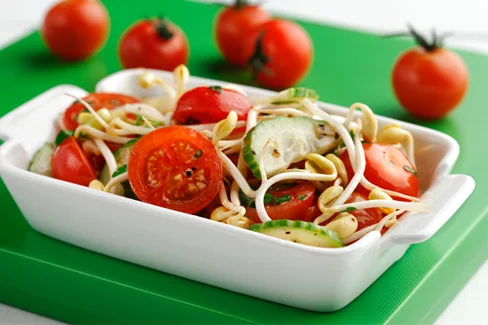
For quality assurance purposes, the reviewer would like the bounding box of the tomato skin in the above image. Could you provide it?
[392,47,468,119]
[128,126,222,214]
[41,0,109,61]
[341,192,382,231]
[51,137,97,186]
[245,182,315,223]
[215,5,270,66]
[340,143,419,198]
[173,86,252,124]
[119,19,189,71]
[62,93,140,130]
[245,20,313,89]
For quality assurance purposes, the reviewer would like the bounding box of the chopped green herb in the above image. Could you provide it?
[240,190,291,207]
[55,130,74,146]
[239,190,255,207]
[349,130,355,140]
[250,184,259,191]
[342,207,357,212]
[208,85,223,94]
[112,165,127,178]
[298,194,308,201]
[135,115,144,125]
[275,194,291,205]
[264,193,275,204]
[403,165,418,177]
[135,115,162,127]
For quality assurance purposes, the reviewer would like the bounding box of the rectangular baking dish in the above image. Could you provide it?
[0,70,475,312]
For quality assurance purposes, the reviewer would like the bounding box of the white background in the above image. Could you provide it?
[0,0,487,324]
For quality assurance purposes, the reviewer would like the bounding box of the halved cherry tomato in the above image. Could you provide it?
[339,143,419,198]
[51,137,97,186]
[63,93,140,130]
[214,0,270,66]
[245,181,315,223]
[173,86,252,124]
[339,192,382,231]
[127,126,222,214]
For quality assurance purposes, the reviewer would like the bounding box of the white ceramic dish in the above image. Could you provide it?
[0,70,475,312]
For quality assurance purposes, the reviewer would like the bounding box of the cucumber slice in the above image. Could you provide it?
[99,139,138,185]
[250,219,344,248]
[242,116,336,179]
[99,139,139,199]
[28,143,55,177]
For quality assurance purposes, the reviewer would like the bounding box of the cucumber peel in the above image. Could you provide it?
[99,139,139,199]
[242,116,336,179]
[250,219,344,248]
[28,143,55,176]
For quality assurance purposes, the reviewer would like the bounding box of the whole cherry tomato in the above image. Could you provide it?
[246,19,313,89]
[214,0,270,66]
[119,18,189,71]
[392,26,468,119]
[41,0,109,61]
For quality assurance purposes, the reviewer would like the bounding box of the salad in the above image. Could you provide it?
[29,65,428,248]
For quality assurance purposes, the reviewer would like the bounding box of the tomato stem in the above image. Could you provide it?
[248,32,272,79]
[233,0,249,9]
[383,23,448,52]
[154,16,173,40]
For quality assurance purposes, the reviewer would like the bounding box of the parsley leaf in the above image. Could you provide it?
[298,194,308,201]
[275,194,291,205]
[112,165,127,178]
[240,190,255,208]
[135,115,143,125]
[264,193,275,204]
[55,130,74,146]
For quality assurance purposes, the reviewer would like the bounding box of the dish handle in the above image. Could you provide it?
[0,85,87,153]
[379,174,475,250]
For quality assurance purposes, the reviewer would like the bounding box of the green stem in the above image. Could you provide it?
[234,0,248,9]
[154,17,173,40]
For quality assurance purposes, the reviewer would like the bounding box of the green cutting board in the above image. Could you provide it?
[1,1,487,324]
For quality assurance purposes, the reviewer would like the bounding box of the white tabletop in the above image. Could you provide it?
[0,0,487,324]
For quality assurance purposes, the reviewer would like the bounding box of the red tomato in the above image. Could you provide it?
[127,126,222,214]
[392,28,468,119]
[173,86,252,124]
[63,93,140,130]
[245,181,315,223]
[245,19,313,89]
[340,143,419,198]
[215,2,270,66]
[119,18,189,71]
[51,137,97,186]
[339,192,382,231]
[41,0,109,61]
[305,201,322,223]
